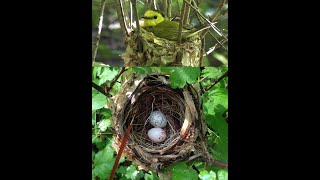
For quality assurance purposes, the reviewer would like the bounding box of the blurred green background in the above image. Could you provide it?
[92,0,228,66]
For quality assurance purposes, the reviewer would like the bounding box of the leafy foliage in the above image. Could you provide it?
[202,67,228,162]
[217,169,228,180]
[144,171,159,180]
[169,162,198,180]
[92,142,115,180]
[92,67,228,179]
[199,170,216,180]
[92,93,107,111]
[161,67,201,88]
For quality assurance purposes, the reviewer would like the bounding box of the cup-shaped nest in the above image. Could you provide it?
[121,29,202,67]
[111,73,212,172]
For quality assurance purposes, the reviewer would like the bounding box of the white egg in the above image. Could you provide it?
[149,111,167,128]
[147,128,167,143]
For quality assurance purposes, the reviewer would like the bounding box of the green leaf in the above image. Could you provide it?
[92,151,96,161]
[203,86,228,117]
[117,165,127,175]
[206,115,228,162]
[193,161,205,171]
[92,88,99,97]
[144,171,159,180]
[94,138,107,151]
[125,165,144,180]
[92,93,107,111]
[217,170,228,180]
[100,108,112,118]
[98,118,111,131]
[170,162,198,180]
[92,67,102,80]
[132,67,153,75]
[98,67,119,85]
[92,143,115,179]
[199,170,216,180]
[202,67,226,80]
[119,155,126,164]
[92,111,96,126]
[116,165,129,179]
[161,67,200,88]
[110,81,121,96]
[203,79,228,162]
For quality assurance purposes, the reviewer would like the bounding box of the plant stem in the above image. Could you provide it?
[92,0,107,65]
[204,35,228,56]
[92,67,127,97]
[212,159,228,169]
[92,82,108,96]
[109,120,134,180]
[210,0,226,21]
[105,67,127,95]
[131,0,140,33]
[204,71,228,92]
[184,0,227,40]
[162,0,167,17]
[177,0,187,44]
[183,0,191,26]
[167,0,172,18]
[114,0,129,36]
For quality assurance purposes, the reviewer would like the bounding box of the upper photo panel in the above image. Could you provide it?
[92,0,228,67]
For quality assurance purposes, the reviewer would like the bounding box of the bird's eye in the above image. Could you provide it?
[153,16,157,19]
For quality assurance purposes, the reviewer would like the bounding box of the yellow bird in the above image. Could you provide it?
[141,10,209,41]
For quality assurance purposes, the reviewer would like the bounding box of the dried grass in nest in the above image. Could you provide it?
[111,74,212,172]
[121,28,202,67]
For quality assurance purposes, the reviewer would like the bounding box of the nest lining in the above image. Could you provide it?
[126,84,185,151]
[111,74,211,172]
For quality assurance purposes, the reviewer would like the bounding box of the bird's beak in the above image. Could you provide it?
[141,16,152,19]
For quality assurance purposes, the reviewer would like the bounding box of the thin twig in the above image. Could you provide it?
[153,0,157,9]
[92,67,127,97]
[202,29,228,52]
[92,82,108,96]
[109,119,134,180]
[130,1,133,28]
[92,0,107,65]
[114,0,129,36]
[190,0,227,52]
[177,0,187,44]
[105,67,127,95]
[200,38,205,67]
[167,0,172,18]
[184,0,227,40]
[204,71,228,92]
[212,159,228,169]
[131,0,140,33]
[162,0,167,17]
[210,0,226,21]
[204,36,228,56]
[220,7,228,17]
[183,0,191,26]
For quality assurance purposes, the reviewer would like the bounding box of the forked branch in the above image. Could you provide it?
[92,67,127,97]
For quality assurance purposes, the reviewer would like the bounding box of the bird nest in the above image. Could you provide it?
[121,28,203,67]
[110,73,213,172]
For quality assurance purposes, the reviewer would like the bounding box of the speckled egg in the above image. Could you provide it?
[149,110,167,128]
[147,128,167,143]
